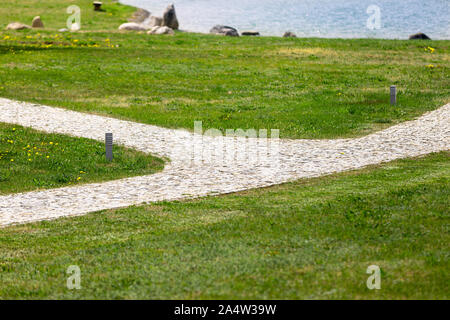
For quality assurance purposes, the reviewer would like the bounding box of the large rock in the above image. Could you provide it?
[409,32,431,40]
[147,26,174,35]
[162,4,179,30]
[148,16,163,27]
[129,8,151,23]
[241,30,260,36]
[210,25,239,37]
[283,31,297,38]
[31,16,44,28]
[6,22,31,30]
[118,22,148,31]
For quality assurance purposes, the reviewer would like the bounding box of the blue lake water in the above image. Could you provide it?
[120,0,449,39]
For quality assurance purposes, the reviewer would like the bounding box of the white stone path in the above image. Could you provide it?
[0,97,449,226]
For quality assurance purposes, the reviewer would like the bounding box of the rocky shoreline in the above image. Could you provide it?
[118,4,177,34]
[120,3,432,40]
[3,1,433,40]
[119,3,298,37]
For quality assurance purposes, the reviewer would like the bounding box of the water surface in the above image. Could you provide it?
[121,0,449,39]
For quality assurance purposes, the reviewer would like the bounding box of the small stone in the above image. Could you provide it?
[31,16,44,28]
[283,31,297,38]
[241,31,260,36]
[93,1,103,11]
[6,22,31,30]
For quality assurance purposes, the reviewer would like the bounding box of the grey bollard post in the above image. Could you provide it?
[390,85,397,105]
[105,133,113,162]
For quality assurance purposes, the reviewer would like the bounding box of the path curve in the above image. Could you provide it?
[0,98,449,226]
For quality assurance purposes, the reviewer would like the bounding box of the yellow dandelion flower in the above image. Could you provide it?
[10,159,14,162]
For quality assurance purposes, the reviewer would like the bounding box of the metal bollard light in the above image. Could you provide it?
[390,85,397,105]
[105,133,113,162]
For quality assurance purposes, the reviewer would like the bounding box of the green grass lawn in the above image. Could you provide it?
[0,1,448,138]
[0,0,134,31]
[0,0,448,300]
[0,122,164,194]
[0,152,448,299]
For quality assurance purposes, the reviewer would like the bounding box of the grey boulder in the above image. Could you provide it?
[147,26,174,35]
[409,32,431,40]
[148,16,163,27]
[118,22,148,31]
[210,25,239,37]
[162,4,179,30]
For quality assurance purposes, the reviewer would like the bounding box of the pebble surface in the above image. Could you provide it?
[0,98,448,226]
